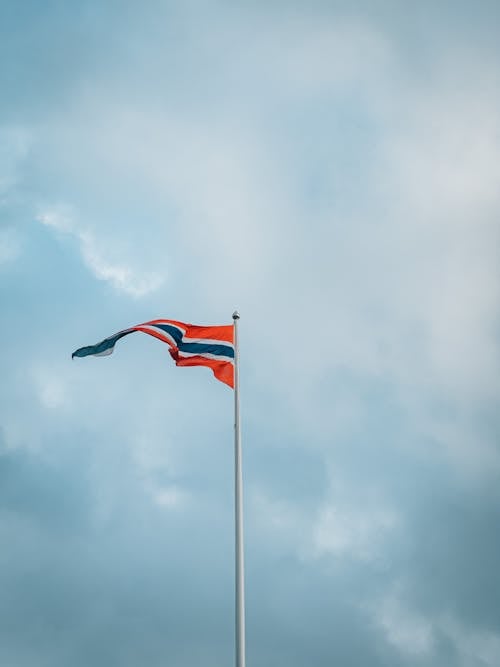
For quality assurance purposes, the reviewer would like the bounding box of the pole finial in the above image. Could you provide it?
[232,310,240,320]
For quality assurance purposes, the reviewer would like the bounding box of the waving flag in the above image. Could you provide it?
[72,318,235,387]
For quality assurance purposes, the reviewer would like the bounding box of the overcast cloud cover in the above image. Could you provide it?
[1,1,500,665]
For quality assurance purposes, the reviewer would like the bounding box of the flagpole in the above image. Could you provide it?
[233,310,246,667]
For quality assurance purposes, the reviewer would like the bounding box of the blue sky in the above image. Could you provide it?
[1,1,500,665]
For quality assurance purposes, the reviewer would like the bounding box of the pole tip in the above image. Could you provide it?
[232,310,240,320]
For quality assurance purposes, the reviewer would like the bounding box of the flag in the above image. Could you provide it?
[72,318,235,388]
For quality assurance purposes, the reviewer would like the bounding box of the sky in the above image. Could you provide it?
[1,1,500,665]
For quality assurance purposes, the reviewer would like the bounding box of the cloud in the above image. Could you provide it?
[250,481,399,569]
[365,589,500,666]
[152,485,188,509]
[311,502,398,563]
[443,616,500,667]
[37,207,165,297]
[368,591,435,656]
[32,365,69,410]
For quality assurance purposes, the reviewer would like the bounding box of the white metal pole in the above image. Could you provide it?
[232,310,246,667]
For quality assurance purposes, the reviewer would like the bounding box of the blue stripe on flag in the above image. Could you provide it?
[179,342,235,358]
[152,324,184,345]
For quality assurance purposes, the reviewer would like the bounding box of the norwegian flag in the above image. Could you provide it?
[72,318,235,388]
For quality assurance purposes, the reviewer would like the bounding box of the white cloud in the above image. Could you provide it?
[238,46,500,479]
[153,485,188,509]
[250,485,399,567]
[78,230,164,298]
[37,207,165,297]
[366,590,435,656]
[366,590,500,666]
[311,503,398,563]
[254,14,392,94]
[376,69,500,401]
[33,372,69,410]
[37,208,74,233]
[443,615,500,667]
